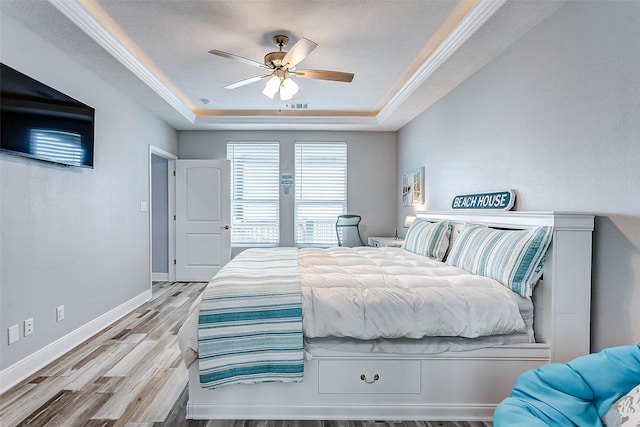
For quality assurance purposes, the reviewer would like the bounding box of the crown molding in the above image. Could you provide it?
[47,0,505,130]
[47,0,196,123]
[194,113,379,128]
[376,0,507,125]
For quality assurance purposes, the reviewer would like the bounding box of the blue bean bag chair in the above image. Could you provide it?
[494,344,640,426]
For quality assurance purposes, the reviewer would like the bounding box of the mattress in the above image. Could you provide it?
[304,292,534,356]
[178,246,533,368]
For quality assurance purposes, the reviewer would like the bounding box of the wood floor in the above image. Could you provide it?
[0,282,492,427]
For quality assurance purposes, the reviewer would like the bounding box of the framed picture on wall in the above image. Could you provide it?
[402,167,424,206]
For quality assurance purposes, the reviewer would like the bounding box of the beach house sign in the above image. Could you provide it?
[451,190,516,210]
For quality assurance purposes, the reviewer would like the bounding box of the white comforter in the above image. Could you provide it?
[299,246,525,339]
[178,246,526,367]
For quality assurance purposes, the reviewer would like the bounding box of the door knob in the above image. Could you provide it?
[221,225,230,230]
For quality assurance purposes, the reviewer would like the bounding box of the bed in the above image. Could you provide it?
[177,210,594,421]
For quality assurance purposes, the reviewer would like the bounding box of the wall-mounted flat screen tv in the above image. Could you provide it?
[1,63,95,168]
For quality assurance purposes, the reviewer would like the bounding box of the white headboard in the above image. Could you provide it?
[415,211,595,362]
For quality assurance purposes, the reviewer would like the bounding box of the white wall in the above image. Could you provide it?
[0,14,178,370]
[397,1,640,351]
[179,130,398,249]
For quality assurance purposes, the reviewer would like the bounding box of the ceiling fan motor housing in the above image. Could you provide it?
[264,51,286,67]
[273,35,289,47]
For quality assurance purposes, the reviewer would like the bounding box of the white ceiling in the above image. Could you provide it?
[0,0,565,131]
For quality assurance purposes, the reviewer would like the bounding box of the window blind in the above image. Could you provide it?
[30,129,84,165]
[227,142,280,245]
[295,142,347,245]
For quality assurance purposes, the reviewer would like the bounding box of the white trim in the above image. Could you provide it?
[187,402,496,421]
[377,0,507,124]
[149,145,178,288]
[45,0,507,131]
[47,0,195,123]
[152,272,169,282]
[149,145,178,161]
[0,289,151,394]
[415,210,595,231]
[167,158,176,281]
[194,114,379,127]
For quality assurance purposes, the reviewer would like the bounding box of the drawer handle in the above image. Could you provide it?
[360,373,380,384]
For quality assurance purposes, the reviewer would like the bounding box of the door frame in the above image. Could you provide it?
[148,145,177,287]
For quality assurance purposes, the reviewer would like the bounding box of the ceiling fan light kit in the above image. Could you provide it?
[262,75,281,99]
[261,68,299,100]
[209,34,354,102]
[279,77,299,100]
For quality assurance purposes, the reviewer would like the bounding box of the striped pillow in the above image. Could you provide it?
[401,219,451,261]
[446,224,553,297]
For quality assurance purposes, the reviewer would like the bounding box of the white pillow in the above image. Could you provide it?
[401,219,451,261]
[445,224,553,297]
[605,384,640,427]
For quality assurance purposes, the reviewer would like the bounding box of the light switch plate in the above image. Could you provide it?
[8,324,19,344]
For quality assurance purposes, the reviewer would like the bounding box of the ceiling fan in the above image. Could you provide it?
[209,35,354,101]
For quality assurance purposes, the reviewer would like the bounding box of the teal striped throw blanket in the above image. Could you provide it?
[197,247,303,389]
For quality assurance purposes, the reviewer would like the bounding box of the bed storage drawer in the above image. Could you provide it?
[318,359,421,394]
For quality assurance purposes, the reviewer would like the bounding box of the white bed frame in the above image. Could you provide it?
[186,211,594,421]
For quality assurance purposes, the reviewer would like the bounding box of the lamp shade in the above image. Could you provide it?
[403,215,416,228]
[279,77,299,100]
[262,75,280,99]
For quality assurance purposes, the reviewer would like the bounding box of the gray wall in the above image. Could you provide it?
[397,1,640,351]
[179,130,398,250]
[0,14,178,369]
[151,154,169,274]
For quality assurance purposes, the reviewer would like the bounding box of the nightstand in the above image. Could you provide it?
[368,237,404,248]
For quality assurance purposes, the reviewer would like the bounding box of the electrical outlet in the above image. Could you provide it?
[56,305,65,322]
[8,324,19,345]
[24,318,34,336]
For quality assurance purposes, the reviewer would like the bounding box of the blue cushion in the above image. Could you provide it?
[493,344,640,427]
[445,224,553,297]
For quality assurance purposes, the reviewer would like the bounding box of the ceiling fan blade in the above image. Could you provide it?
[281,38,318,69]
[224,74,270,89]
[294,69,354,83]
[208,49,271,70]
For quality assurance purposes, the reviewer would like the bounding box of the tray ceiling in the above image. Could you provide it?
[0,0,565,130]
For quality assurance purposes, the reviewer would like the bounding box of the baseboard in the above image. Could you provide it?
[0,288,151,394]
[186,402,496,421]
[152,272,169,282]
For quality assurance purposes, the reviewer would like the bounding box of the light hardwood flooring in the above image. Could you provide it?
[0,282,492,427]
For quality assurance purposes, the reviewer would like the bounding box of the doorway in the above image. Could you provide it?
[149,145,177,285]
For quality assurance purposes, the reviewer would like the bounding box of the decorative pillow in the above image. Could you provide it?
[605,384,640,427]
[445,224,553,297]
[401,219,451,261]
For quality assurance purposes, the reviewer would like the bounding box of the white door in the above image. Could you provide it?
[175,159,230,282]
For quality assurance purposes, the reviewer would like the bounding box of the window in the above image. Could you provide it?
[227,142,280,245]
[295,142,347,246]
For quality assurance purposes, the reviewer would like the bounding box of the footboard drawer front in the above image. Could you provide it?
[318,359,421,394]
